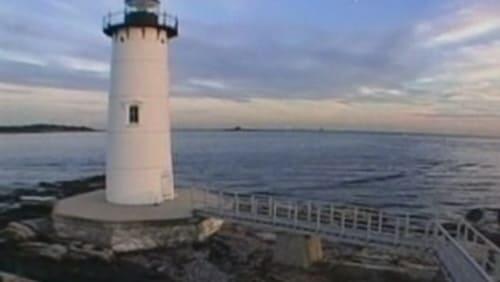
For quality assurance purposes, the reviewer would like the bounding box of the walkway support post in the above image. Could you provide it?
[274,233,323,269]
[330,204,335,225]
[268,197,273,217]
[307,201,312,222]
[394,218,400,244]
[294,203,298,228]
[341,211,346,234]
[235,193,239,215]
[378,211,383,233]
[218,190,223,213]
[405,214,410,238]
[316,206,321,231]
[353,208,358,230]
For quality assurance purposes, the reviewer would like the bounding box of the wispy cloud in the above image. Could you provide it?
[56,56,109,75]
[418,3,500,48]
[188,78,228,90]
[0,82,107,127]
[425,19,500,47]
[0,49,46,66]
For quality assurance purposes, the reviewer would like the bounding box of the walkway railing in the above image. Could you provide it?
[435,219,500,282]
[190,188,500,282]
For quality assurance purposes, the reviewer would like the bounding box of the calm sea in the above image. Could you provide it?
[1,131,500,215]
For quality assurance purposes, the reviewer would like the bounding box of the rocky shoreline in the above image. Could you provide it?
[1,175,489,282]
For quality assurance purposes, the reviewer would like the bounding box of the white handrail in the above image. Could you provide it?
[435,222,493,282]
[192,187,499,282]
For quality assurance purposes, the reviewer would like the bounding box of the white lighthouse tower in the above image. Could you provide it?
[53,2,221,252]
[104,0,179,205]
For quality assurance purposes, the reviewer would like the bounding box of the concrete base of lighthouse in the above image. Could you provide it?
[52,189,223,253]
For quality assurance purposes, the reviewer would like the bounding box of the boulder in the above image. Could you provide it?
[68,244,114,262]
[466,209,484,223]
[197,218,224,242]
[0,272,37,282]
[184,258,229,282]
[210,235,259,265]
[19,196,57,207]
[3,222,37,241]
[255,232,277,243]
[20,242,68,261]
[38,244,68,261]
[38,182,59,189]
[20,218,52,236]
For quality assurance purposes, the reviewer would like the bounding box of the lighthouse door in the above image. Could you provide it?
[161,173,173,199]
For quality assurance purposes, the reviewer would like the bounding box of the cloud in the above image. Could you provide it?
[425,19,500,47]
[187,78,228,90]
[0,0,500,136]
[56,56,109,75]
[419,3,500,48]
[0,82,107,127]
[0,49,47,66]
[358,87,404,97]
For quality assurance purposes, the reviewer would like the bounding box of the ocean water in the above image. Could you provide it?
[1,131,500,215]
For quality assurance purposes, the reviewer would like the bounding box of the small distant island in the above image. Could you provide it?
[224,126,259,132]
[223,126,328,133]
[0,124,97,134]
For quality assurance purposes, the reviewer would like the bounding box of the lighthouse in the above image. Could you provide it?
[53,1,221,252]
[103,0,179,205]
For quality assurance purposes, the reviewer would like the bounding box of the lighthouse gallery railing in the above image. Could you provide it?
[102,10,178,32]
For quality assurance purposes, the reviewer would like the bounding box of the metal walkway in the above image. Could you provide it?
[191,188,500,282]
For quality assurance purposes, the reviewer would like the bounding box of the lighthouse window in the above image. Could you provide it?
[129,105,140,124]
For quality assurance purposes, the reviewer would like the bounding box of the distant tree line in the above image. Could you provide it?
[0,124,96,133]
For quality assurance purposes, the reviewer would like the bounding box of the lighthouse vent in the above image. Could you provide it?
[126,0,160,10]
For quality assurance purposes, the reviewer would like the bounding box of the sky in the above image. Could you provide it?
[1,0,500,136]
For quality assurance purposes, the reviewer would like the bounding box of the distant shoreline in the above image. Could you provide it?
[0,124,98,134]
[0,124,497,140]
[174,127,500,140]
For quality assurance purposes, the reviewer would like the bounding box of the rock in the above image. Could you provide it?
[255,232,277,243]
[19,196,57,207]
[20,242,68,261]
[39,244,68,261]
[247,249,273,269]
[38,182,59,189]
[111,237,159,253]
[20,241,50,249]
[1,219,51,242]
[0,271,37,282]
[197,218,224,242]
[3,222,37,241]
[20,218,52,236]
[211,235,259,266]
[0,203,10,213]
[184,258,229,282]
[495,210,500,226]
[68,244,114,262]
[466,209,484,223]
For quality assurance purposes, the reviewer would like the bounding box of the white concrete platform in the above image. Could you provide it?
[51,189,223,252]
[53,189,196,223]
